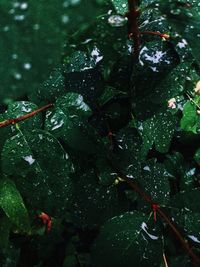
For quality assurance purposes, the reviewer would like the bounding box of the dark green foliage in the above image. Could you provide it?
[0,0,200,267]
[92,211,162,267]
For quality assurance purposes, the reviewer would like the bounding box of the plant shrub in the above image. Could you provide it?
[0,0,200,266]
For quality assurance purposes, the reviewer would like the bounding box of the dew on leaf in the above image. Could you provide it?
[188,235,200,244]
[23,63,32,70]
[108,15,127,27]
[23,155,35,165]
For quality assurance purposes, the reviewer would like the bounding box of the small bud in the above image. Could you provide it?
[118,177,125,182]
[39,212,52,233]
[161,34,170,40]
[114,179,119,185]
[114,176,125,185]
[168,98,176,109]
[197,110,200,115]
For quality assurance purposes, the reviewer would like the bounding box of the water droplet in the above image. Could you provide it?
[20,2,28,10]
[108,15,127,27]
[23,63,32,70]
[14,73,22,80]
[62,15,69,24]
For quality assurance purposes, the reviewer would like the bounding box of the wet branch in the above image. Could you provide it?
[126,0,140,58]
[110,161,200,266]
[0,103,54,128]
[125,0,170,57]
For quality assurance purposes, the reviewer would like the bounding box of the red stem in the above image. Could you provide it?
[141,31,170,39]
[0,103,54,128]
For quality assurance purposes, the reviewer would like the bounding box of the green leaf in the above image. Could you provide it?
[72,171,128,228]
[29,67,66,105]
[0,0,104,103]
[6,101,42,132]
[1,130,73,217]
[139,160,170,205]
[63,255,77,267]
[63,50,104,101]
[0,113,10,156]
[138,41,178,74]
[164,152,185,179]
[45,93,100,153]
[184,212,200,244]
[0,242,20,267]
[111,0,128,14]
[0,178,30,232]
[180,101,199,133]
[139,110,178,155]
[111,127,142,178]
[151,64,188,104]
[139,7,169,35]
[140,0,160,9]
[170,188,200,213]
[160,1,200,63]
[92,211,163,267]
[0,216,11,250]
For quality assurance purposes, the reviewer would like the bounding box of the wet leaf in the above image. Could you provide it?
[63,50,104,101]
[1,130,73,217]
[29,67,66,105]
[72,171,128,228]
[139,110,178,155]
[111,127,142,178]
[92,211,163,267]
[139,160,170,205]
[45,92,100,153]
[170,188,200,213]
[6,101,42,132]
[160,0,200,63]
[111,0,128,14]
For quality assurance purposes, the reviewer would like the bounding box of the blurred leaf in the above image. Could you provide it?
[0,178,30,232]
[0,216,11,249]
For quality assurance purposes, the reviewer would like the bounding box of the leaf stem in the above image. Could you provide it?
[0,103,54,128]
[141,31,170,40]
[162,253,169,267]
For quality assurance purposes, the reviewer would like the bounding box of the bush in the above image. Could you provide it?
[0,0,200,266]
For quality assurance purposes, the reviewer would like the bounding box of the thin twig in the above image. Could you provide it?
[0,103,54,128]
[162,253,169,267]
[186,93,200,109]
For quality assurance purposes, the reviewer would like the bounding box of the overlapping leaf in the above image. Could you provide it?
[45,92,101,153]
[1,130,73,217]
